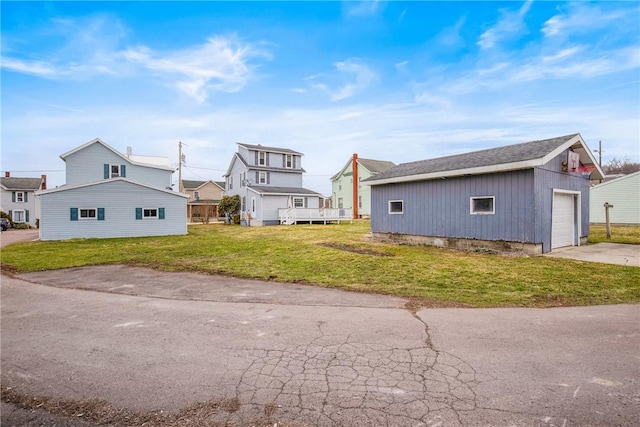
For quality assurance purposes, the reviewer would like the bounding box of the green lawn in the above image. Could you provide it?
[1,221,638,308]
[588,225,640,244]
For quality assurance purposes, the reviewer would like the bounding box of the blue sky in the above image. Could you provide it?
[2,1,639,195]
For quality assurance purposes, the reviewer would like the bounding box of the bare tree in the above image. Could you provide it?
[603,158,640,174]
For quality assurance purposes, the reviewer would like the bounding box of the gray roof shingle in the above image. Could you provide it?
[358,158,396,174]
[366,134,580,183]
[1,177,43,191]
[237,143,302,156]
[248,185,321,196]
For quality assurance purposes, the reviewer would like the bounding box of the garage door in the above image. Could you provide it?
[552,192,575,249]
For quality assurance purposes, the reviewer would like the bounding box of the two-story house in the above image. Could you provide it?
[223,143,322,226]
[182,179,225,222]
[37,138,187,240]
[331,154,395,218]
[0,172,46,228]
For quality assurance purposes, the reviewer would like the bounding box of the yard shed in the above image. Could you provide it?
[37,178,188,241]
[589,171,640,225]
[364,134,604,254]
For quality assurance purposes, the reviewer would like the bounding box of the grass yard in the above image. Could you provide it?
[1,221,638,308]
[588,225,640,244]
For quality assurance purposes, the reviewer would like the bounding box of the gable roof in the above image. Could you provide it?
[247,185,321,197]
[182,180,225,191]
[36,177,188,198]
[0,177,43,191]
[331,156,396,180]
[237,142,303,156]
[591,170,640,189]
[59,138,175,172]
[365,134,604,185]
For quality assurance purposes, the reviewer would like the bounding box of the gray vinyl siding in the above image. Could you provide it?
[0,189,40,227]
[65,142,172,188]
[371,169,536,243]
[534,154,591,251]
[39,180,186,240]
[370,151,592,253]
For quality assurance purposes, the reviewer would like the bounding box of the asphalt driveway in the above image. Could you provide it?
[2,266,638,426]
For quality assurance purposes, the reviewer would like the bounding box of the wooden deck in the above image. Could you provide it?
[278,208,353,225]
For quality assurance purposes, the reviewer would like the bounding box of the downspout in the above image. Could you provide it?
[352,153,358,219]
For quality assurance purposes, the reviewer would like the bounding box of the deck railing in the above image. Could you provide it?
[278,208,353,225]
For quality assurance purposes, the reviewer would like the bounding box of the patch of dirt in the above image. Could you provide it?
[403,297,473,312]
[317,242,394,257]
[1,386,295,427]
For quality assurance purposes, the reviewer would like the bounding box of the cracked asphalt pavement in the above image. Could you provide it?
[1,265,639,426]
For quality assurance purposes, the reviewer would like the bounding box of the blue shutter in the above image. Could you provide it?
[25,210,29,223]
[70,208,78,221]
[159,208,165,220]
[97,208,105,221]
[24,192,28,202]
[104,164,109,179]
[136,208,142,220]
[121,164,126,178]
[12,192,15,202]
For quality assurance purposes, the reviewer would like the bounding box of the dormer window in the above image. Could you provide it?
[285,154,293,169]
[194,191,200,200]
[258,151,266,166]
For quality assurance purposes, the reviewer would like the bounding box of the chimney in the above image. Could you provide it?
[126,146,132,158]
[5,171,9,177]
[352,153,358,219]
[41,174,47,190]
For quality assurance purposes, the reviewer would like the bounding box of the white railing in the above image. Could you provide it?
[278,208,353,225]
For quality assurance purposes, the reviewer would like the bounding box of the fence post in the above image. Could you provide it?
[604,202,614,240]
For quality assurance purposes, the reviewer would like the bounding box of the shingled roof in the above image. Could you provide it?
[0,177,43,191]
[365,134,604,185]
[237,143,302,156]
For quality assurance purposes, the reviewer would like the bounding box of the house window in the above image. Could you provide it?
[251,197,256,212]
[144,208,158,218]
[388,200,404,214]
[470,196,495,215]
[285,154,293,169]
[228,176,233,190]
[80,208,97,219]
[259,171,267,184]
[294,197,304,208]
[358,196,362,208]
[12,210,25,222]
[338,181,342,191]
[194,191,200,200]
[258,151,266,166]
[338,197,344,209]
[110,164,121,178]
[16,192,24,202]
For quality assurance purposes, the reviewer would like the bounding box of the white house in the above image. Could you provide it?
[0,173,46,228]
[590,171,640,224]
[37,138,187,240]
[223,143,323,226]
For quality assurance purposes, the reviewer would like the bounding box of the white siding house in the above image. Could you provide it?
[223,143,322,225]
[0,175,45,228]
[38,179,187,240]
[590,171,640,224]
[37,138,186,240]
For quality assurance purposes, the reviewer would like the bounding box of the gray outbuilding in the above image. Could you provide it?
[364,134,604,254]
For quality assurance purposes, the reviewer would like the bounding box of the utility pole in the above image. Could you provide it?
[594,140,603,168]
[178,141,184,192]
[352,153,359,219]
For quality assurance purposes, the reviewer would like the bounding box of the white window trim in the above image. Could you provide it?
[251,197,256,213]
[285,154,293,169]
[110,164,121,178]
[470,196,495,215]
[388,200,404,214]
[194,191,200,200]
[258,151,266,166]
[143,208,158,219]
[16,192,25,202]
[12,209,26,223]
[79,208,97,220]
[259,171,267,184]
[293,197,304,208]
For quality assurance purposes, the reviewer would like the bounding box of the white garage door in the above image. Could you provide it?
[552,192,575,249]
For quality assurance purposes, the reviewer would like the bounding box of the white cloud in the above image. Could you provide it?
[344,0,384,18]
[477,0,533,50]
[542,3,630,38]
[121,35,272,103]
[0,58,58,77]
[310,58,378,101]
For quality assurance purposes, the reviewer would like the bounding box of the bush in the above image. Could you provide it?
[12,223,31,229]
